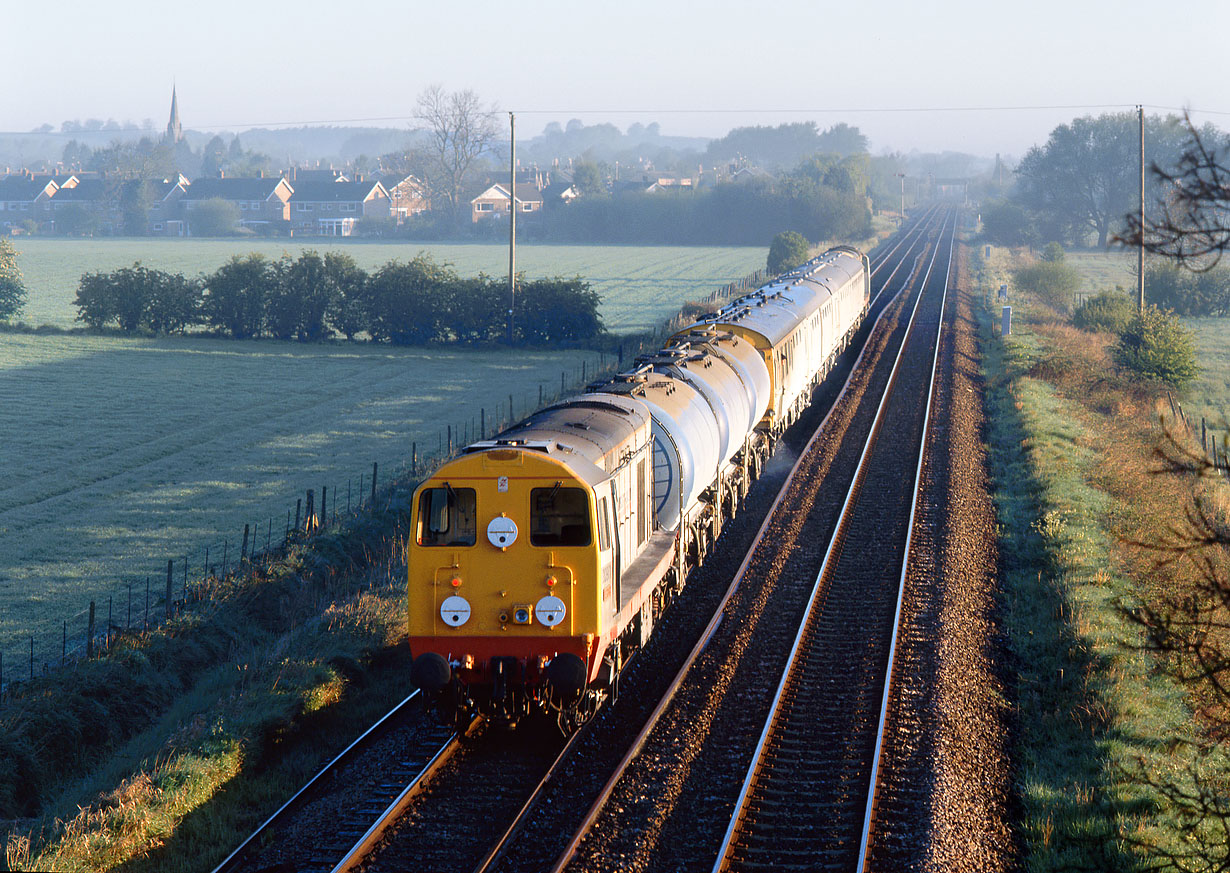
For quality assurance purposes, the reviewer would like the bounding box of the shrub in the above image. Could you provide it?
[767,230,810,274]
[1144,263,1230,317]
[1112,306,1199,388]
[1073,290,1135,334]
[1012,261,1082,311]
[0,238,27,320]
[1040,241,1065,262]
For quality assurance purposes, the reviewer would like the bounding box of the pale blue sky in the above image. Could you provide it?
[3,0,1226,157]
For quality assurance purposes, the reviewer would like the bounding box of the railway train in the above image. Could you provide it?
[407,246,870,730]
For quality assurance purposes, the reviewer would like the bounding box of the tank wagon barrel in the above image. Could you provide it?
[406,246,870,730]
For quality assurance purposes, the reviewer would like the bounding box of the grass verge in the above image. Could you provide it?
[976,242,1219,870]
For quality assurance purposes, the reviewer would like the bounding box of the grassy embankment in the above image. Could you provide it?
[978,242,1229,868]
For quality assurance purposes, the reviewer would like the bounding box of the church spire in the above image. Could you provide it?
[165,85,182,144]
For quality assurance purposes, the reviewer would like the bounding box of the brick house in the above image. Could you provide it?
[0,173,58,231]
[382,174,429,223]
[470,183,544,223]
[180,175,294,234]
[287,179,390,236]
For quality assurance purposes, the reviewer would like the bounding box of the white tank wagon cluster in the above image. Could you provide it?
[406,247,870,728]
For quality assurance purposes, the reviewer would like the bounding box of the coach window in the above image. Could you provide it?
[530,486,592,547]
[417,486,477,546]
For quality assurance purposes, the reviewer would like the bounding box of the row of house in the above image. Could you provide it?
[0,168,428,237]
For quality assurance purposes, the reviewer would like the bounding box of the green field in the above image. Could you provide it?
[1182,318,1230,428]
[9,239,764,334]
[0,332,603,661]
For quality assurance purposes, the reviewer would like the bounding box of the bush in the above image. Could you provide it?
[981,199,1036,247]
[1112,306,1199,388]
[1144,263,1230,316]
[1012,261,1082,311]
[767,231,810,274]
[1073,290,1135,334]
[1040,242,1065,262]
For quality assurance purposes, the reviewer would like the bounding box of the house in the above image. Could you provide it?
[286,179,390,236]
[180,175,294,233]
[47,178,112,232]
[381,174,429,223]
[470,183,544,223]
[132,175,191,236]
[0,172,58,230]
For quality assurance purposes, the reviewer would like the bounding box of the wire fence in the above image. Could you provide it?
[0,267,768,704]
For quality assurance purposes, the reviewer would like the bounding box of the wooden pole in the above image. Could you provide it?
[508,111,516,344]
[1138,104,1145,313]
[165,560,174,618]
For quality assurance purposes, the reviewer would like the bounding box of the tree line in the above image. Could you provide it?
[72,251,605,345]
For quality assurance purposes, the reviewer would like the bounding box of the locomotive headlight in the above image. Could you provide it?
[439,595,471,627]
[535,595,566,627]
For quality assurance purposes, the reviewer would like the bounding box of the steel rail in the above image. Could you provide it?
[855,216,957,871]
[710,210,954,873]
[327,726,469,873]
[545,208,949,873]
[209,690,423,873]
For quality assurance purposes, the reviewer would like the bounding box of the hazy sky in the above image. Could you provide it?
[3,0,1226,159]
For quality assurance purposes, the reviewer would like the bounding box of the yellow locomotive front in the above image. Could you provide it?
[408,395,653,729]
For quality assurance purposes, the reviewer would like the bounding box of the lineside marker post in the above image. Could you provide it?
[166,560,174,618]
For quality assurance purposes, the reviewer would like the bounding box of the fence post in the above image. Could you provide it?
[268,518,272,551]
[1202,418,1208,454]
[305,490,315,532]
[347,480,351,514]
[482,407,486,439]
[372,463,378,502]
[321,488,327,529]
[61,621,66,666]
[107,597,112,651]
[222,540,229,578]
[165,560,174,619]
[145,577,150,632]
[539,384,543,407]
[87,601,96,659]
[127,582,132,630]
[509,393,515,420]
[31,635,35,679]
[241,524,250,562]
[447,425,452,455]
[561,371,565,394]
[295,499,302,533]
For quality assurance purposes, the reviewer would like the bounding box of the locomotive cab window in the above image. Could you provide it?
[530,487,592,547]
[417,486,477,546]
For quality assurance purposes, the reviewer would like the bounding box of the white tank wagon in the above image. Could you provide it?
[688,245,869,434]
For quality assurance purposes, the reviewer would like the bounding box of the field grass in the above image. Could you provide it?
[8,238,764,334]
[1178,318,1230,430]
[0,332,597,661]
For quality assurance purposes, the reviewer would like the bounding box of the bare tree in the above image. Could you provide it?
[413,85,499,223]
[1122,113,1230,269]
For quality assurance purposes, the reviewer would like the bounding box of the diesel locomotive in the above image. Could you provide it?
[407,246,870,729]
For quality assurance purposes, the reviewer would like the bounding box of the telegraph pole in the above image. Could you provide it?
[1137,104,1145,313]
[508,112,517,344]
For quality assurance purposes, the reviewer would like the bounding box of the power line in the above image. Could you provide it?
[1,102,1227,139]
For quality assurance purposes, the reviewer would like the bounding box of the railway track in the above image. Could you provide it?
[211,208,947,873]
[471,208,955,873]
[712,215,956,871]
